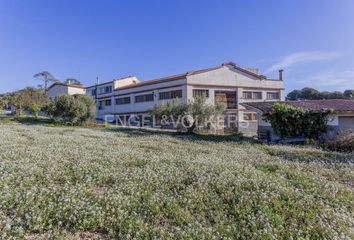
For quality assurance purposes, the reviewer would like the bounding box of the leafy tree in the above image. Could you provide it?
[344,90,354,99]
[321,91,331,99]
[329,91,344,99]
[30,104,41,118]
[151,97,226,134]
[287,87,354,100]
[78,94,97,123]
[286,90,302,100]
[47,94,96,125]
[301,87,322,100]
[263,103,332,140]
[0,96,5,110]
[5,87,49,115]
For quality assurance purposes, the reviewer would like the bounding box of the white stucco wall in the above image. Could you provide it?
[116,79,187,96]
[114,76,140,88]
[96,83,187,117]
[48,85,85,99]
[67,87,86,95]
[186,66,284,90]
[48,85,69,100]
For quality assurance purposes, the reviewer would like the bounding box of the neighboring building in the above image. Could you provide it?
[47,82,86,100]
[47,61,285,135]
[243,99,354,140]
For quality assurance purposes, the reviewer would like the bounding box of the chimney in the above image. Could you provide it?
[96,76,100,85]
[279,69,284,81]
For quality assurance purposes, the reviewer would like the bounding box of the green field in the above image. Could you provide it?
[0,122,353,239]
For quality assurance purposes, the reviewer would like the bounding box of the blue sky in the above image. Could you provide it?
[0,0,353,94]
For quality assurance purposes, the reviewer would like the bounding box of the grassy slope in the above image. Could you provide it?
[0,123,353,239]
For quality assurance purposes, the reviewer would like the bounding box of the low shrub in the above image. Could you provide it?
[323,129,354,152]
[45,95,96,125]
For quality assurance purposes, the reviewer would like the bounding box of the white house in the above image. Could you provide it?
[48,82,86,99]
[48,61,285,135]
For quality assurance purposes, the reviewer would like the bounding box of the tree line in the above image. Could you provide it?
[0,86,95,125]
[0,87,49,115]
[287,87,354,100]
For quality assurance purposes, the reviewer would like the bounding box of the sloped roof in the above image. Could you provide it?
[48,82,86,90]
[115,61,269,91]
[243,99,354,113]
[116,73,188,91]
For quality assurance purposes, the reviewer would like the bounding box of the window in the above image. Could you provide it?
[135,93,154,103]
[193,89,209,98]
[89,89,96,96]
[253,92,262,99]
[215,91,237,109]
[159,91,170,100]
[243,113,257,121]
[105,86,112,94]
[98,85,113,95]
[115,97,131,105]
[159,89,182,100]
[98,101,104,110]
[242,91,262,99]
[242,91,252,99]
[266,92,280,100]
[171,90,182,99]
[105,99,112,106]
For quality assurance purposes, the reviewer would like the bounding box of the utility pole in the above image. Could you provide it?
[95,76,99,100]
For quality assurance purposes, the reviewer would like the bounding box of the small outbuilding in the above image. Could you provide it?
[243,99,354,141]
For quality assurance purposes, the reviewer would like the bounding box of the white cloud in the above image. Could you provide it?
[265,51,340,74]
[305,70,354,90]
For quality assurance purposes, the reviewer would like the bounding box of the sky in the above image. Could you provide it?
[0,0,354,94]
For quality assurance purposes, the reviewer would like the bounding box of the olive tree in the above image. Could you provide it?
[151,97,226,134]
[46,95,96,125]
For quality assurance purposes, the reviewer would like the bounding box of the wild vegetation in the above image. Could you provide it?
[0,122,353,239]
[0,87,49,114]
[324,129,354,152]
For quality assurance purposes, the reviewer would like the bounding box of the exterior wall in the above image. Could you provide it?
[48,85,69,99]
[114,76,140,88]
[338,113,354,132]
[186,66,284,135]
[186,66,284,91]
[116,79,187,96]
[67,87,86,95]
[48,85,85,99]
[95,79,187,118]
